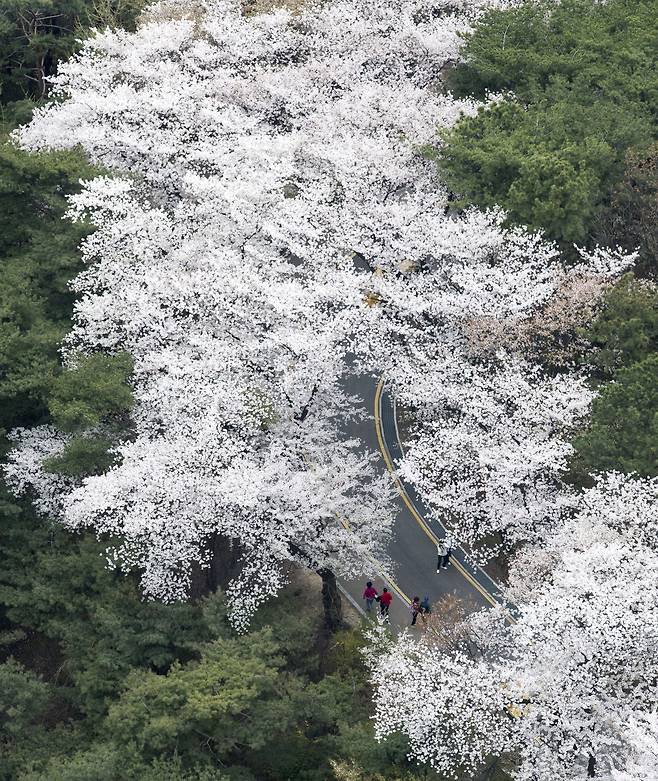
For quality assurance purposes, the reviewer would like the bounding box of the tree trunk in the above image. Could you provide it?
[318,567,344,632]
[587,754,596,778]
[189,534,242,601]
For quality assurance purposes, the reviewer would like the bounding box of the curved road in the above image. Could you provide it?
[340,374,513,630]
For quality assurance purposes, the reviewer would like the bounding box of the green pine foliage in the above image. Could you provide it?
[43,352,134,475]
[438,0,658,251]
[0,658,52,741]
[48,353,134,433]
[0,490,212,719]
[582,274,658,378]
[570,276,658,481]
[0,124,96,431]
[0,1,146,103]
[0,119,134,475]
[571,354,658,480]
[0,530,434,781]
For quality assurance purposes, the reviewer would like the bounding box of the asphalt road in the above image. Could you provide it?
[340,374,510,631]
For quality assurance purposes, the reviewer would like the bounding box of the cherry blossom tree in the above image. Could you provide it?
[362,223,631,560]
[369,473,658,780]
[7,0,632,624]
[610,711,658,781]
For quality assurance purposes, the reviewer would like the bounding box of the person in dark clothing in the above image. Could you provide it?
[363,581,378,612]
[410,596,422,626]
[379,587,392,618]
[420,595,431,626]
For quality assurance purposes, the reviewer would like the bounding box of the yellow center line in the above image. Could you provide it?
[374,379,510,614]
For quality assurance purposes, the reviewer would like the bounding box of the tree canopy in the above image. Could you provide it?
[1,2,657,780]
[439,0,658,251]
[0,0,145,103]
[7,0,631,618]
[0,131,95,432]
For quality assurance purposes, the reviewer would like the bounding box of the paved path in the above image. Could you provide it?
[340,374,513,631]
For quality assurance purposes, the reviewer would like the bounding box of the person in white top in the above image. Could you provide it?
[436,536,453,571]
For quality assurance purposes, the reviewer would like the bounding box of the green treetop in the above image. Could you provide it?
[571,354,658,479]
[0,0,146,103]
[438,0,658,250]
[0,129,96,431]
[570,276,658,481]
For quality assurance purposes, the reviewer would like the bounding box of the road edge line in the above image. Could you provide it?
[374,378,507,614]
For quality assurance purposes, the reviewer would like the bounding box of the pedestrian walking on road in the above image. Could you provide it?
[437,536,453,571]
[419,595,431,626]
[363,581,378,612]
[410,596,422,626]
[437,539,447,571]
[379,587,392,619]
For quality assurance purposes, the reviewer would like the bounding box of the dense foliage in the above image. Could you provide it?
[569,274,658,480]
[0,121,95,433]
[439,0,658,260]
[0,0,145,103]
[0,538,428,781]
[1,0,657,780]
[8,0,630,612]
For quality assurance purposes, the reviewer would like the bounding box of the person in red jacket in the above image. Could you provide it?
[379,587,393,619]
[363,581,378,612]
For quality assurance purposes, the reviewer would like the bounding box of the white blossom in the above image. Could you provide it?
[370,474,658,780]
[8,0,632,624]
[4,427,74,517]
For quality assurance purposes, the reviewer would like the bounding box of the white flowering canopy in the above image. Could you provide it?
[369,474,658,780]
[7,0,631,624]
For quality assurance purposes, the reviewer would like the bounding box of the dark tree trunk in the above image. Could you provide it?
[189,534,242,601]
[587,754,596,778]
[318,568,344,632]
